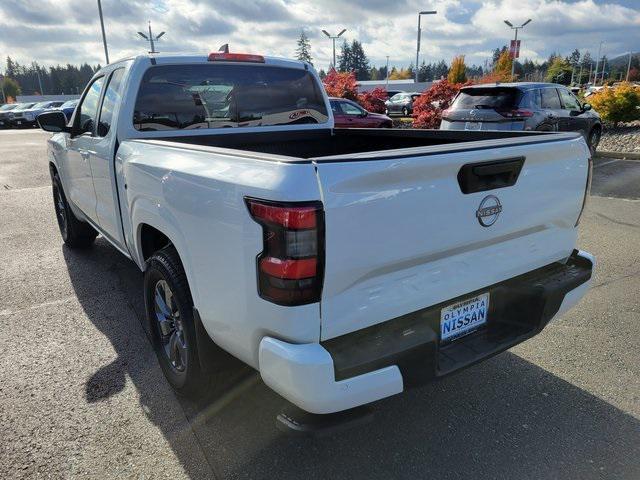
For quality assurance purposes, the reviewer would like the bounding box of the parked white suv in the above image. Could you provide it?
[38,52,594,416]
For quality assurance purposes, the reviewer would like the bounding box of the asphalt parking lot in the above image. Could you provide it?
[1,129,639,479]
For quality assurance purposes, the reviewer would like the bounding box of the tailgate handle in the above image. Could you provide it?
[457,157,525,194]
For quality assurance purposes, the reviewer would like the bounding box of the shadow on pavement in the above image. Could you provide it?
[64,237,640,480]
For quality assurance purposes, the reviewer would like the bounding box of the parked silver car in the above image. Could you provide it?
[385,92,421,116]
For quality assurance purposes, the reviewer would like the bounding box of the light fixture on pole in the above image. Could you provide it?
[504,18,531,79]
[322,29,346,70]
[97,0,109,64]
[138,21,165,54]
[416,10,437,83]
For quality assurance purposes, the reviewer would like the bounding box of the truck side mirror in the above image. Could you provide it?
[582,103,592,111]
[37,111,70,133]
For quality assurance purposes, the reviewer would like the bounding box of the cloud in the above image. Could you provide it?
[0,0,638,71]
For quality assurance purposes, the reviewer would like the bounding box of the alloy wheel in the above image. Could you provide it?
[153,279,188,373]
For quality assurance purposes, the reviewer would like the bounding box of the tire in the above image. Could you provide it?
[144,246,208,397]
[52,173,97,248]
[588,126,601,155]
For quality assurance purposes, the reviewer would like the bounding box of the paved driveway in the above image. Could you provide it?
[1,130,638,479]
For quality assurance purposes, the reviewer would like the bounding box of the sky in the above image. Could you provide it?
[0,0,638,72]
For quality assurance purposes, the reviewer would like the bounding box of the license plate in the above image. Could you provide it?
[440,293,489,342]
[464,121,482,131]
[16,121,22,125]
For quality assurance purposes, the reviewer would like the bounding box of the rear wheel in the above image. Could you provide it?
[588,126,601,155]
[145,246,208,397]
[52,173,97,248]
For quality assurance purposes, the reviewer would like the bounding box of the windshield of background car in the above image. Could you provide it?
[452,88,520,110]
[0,104,17,111]
[133,63,329,131]
[60,100,78,108]
[31,102,50,109]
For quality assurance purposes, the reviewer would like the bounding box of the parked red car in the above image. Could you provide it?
[329,98,393,128]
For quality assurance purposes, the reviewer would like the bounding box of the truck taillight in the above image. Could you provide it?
[575,156,593,227]
[246,198,324,306]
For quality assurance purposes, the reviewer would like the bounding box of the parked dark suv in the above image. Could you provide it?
[440,83,602,153]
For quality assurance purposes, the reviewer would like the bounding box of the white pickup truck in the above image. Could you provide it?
[38,52,594,416]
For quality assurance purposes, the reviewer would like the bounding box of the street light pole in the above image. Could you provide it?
[97,0,109,64]
[504,19,532,79]
[626,51,632,81]
[593,41,603,85]
[385,56,390,88]
[322,29,346,70]
[33,62,44,94]
[416,11,437,83]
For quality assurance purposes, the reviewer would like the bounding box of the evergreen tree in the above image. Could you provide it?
[349,40,370,80]
[417,60,428,82]
[337,40,351,72]
[295,30,313,66]
[434,60,449,79]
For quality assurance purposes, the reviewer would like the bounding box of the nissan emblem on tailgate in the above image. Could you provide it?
[476,195,502,227]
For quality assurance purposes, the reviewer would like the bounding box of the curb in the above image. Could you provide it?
[595,150,640,160]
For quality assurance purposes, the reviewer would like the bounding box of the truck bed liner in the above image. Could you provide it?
[153,128,567,161]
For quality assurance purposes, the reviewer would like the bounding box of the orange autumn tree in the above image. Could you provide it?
[322,69,358,101]
[358,87,388,113]
[412,80,464,129]
[447,55,467,84]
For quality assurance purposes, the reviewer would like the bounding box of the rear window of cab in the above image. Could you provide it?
[133,64,329,131]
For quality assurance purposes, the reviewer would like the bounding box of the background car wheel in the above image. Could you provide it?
[144,246,210,397]
[52,173,97,248]
[588,126,601,155]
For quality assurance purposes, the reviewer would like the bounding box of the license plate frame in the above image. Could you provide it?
[440,292,490,343]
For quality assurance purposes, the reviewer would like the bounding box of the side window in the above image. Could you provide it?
[524,89,542,109]
[97,69,126,137]
[330,101,342,115]
[558,88,581,111]
[341,101,363,115]
[540,88,562,109]
[77,77,105,135]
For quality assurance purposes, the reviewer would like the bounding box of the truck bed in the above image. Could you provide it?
[151,128,570,161]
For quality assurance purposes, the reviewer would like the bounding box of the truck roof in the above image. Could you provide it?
[106,53,309,71]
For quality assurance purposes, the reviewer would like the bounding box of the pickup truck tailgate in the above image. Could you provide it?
[315,135,589,341]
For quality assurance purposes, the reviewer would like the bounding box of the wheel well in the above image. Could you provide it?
[140,224,171,261]
[49,162,58,178]
[590,124,602,135]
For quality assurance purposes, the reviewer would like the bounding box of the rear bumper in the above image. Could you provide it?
[259,250,594,414]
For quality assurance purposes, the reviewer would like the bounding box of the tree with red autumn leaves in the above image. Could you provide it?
[358,87,388,113]
[412,80,464,129]
[322,69,358,101]
[323,69,389,113]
